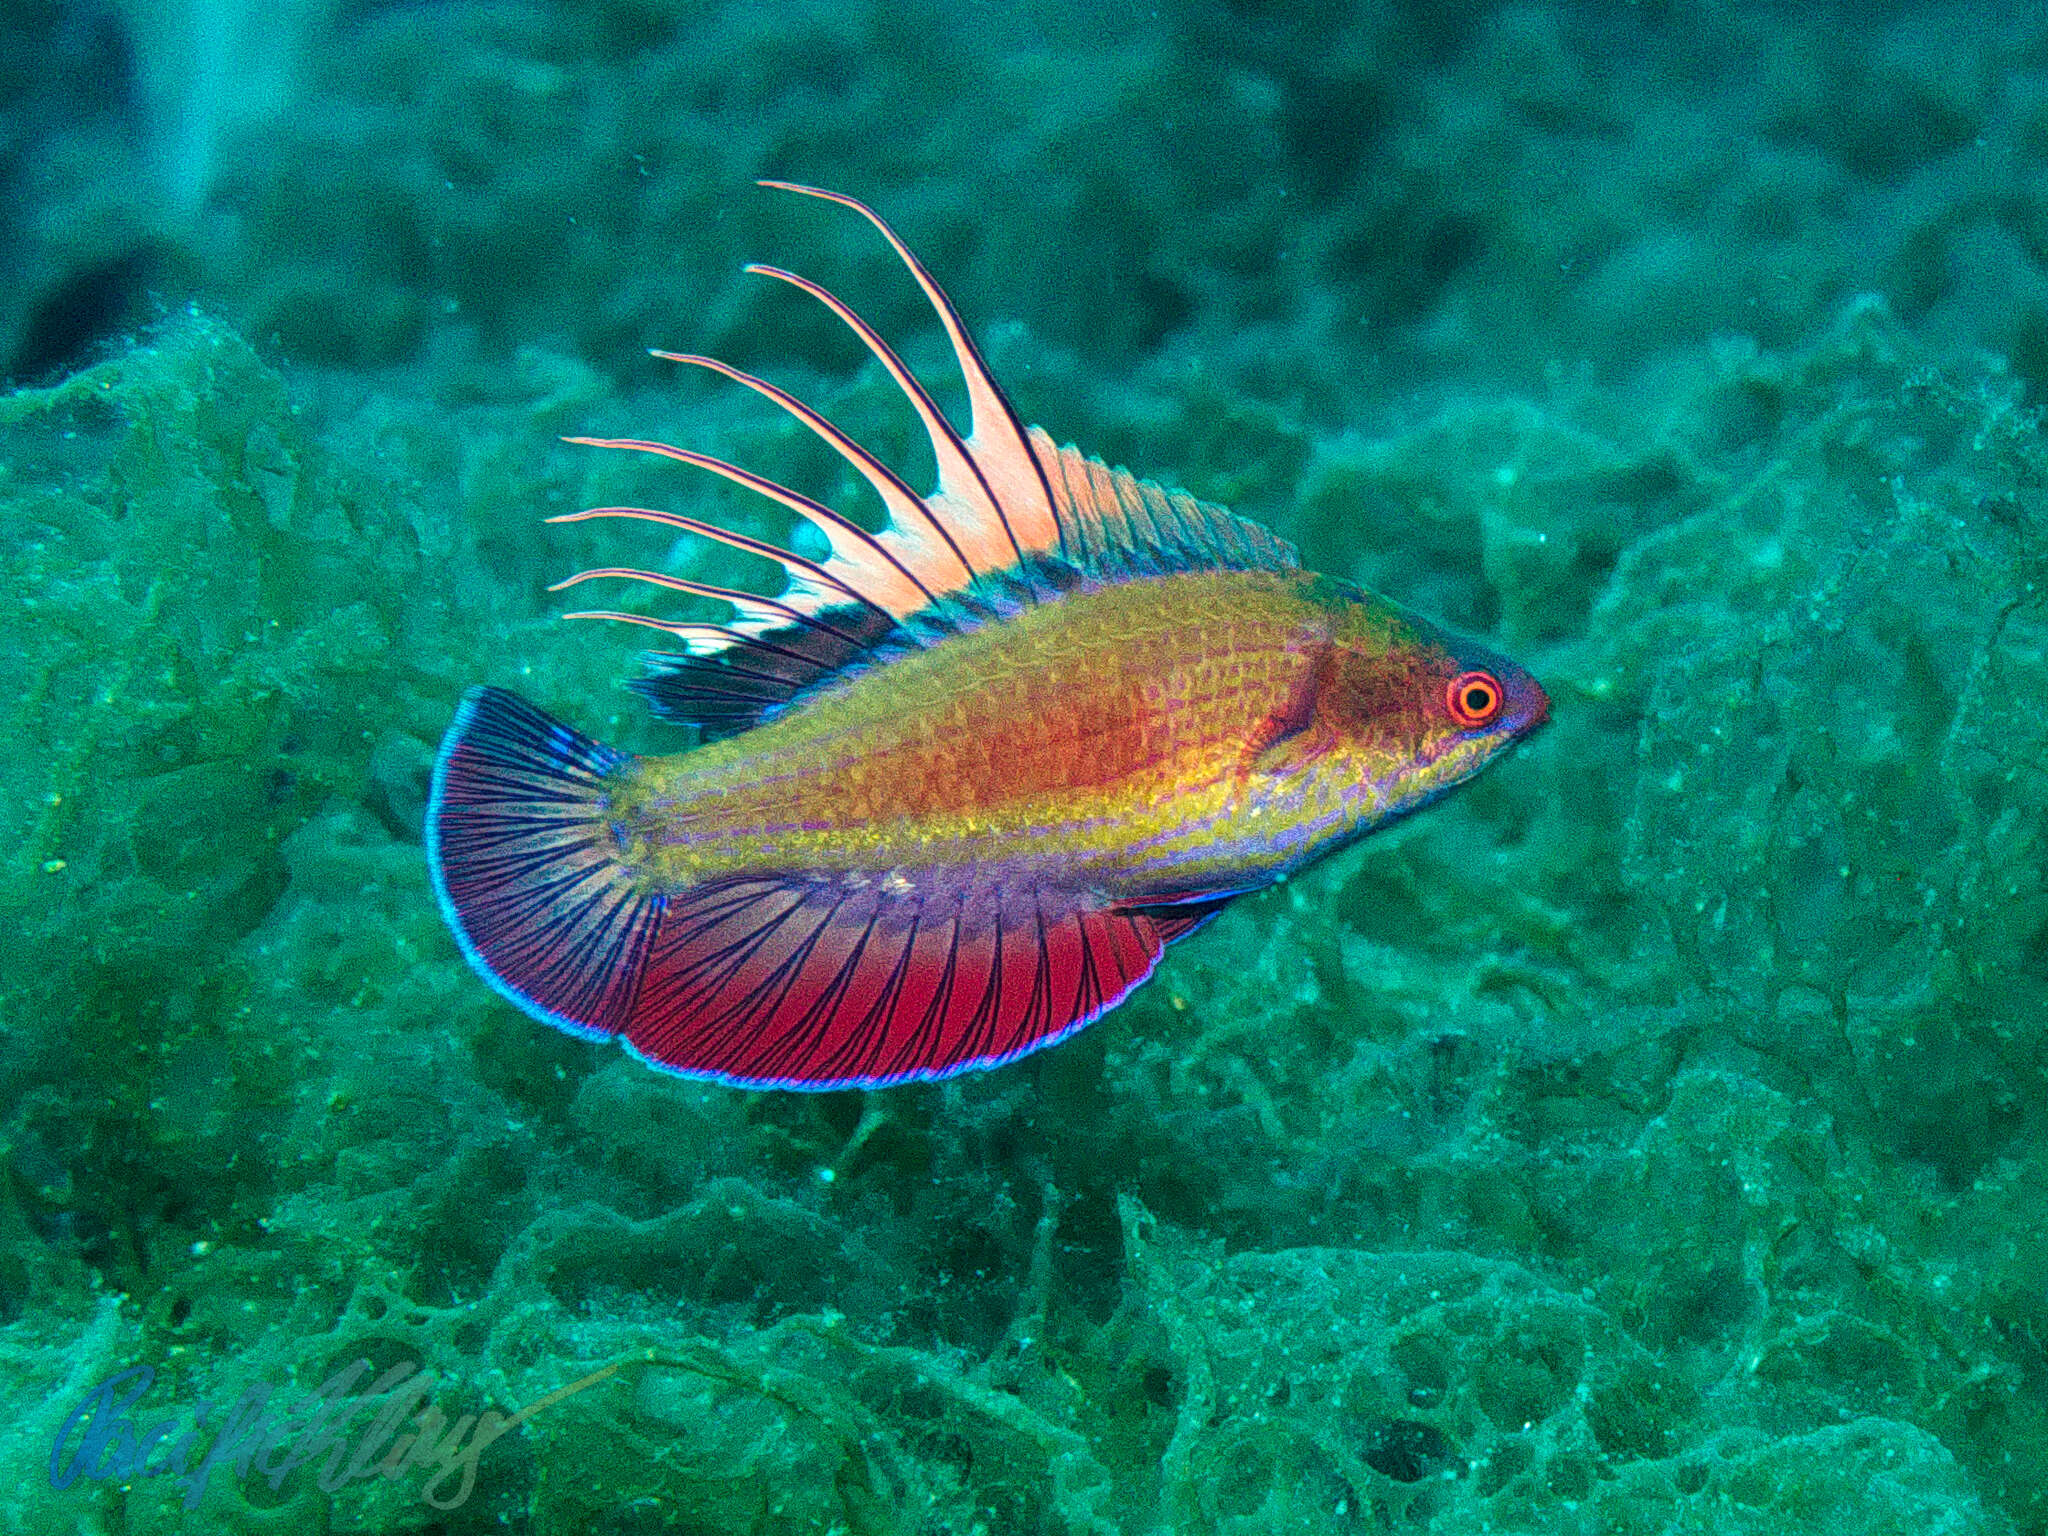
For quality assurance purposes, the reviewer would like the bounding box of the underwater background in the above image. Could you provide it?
[4,0,2047,1530]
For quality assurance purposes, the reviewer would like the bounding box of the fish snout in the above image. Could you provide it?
[1502,662,1550,736]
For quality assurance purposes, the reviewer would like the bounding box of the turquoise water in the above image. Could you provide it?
[3,1,2046,1531]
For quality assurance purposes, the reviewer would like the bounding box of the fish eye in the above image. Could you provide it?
[1445,670,1503,727]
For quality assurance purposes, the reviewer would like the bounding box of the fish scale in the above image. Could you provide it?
[632,573,1311,824]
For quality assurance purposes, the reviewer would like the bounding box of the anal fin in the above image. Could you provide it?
[625,876,1173,1089]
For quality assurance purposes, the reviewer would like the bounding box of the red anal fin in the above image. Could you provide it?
[1146,897,1237,944]
[429,687,1186,1088]
[624,877,1170,1089]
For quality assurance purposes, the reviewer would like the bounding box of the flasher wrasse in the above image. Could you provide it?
[428,182,1548,1091]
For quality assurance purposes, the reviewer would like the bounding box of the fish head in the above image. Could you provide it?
[1316,586,1549,818]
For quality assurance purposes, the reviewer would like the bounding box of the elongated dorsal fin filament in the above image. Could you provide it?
[742,262,1026,575]
[755,181,1062,561]
[649,351,972,587]
[545,504,895,623]
[556,183,1078,725]
[562,438,929,617]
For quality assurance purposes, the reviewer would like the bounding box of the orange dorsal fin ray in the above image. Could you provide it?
[757,181,1063,570]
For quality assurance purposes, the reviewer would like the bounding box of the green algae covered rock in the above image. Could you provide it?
[9,7,2048,1536]
[2,203,2046,1536]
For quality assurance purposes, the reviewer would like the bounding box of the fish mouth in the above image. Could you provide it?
[1492,657,1549,736]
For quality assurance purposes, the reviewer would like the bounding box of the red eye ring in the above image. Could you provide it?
[1446,670,1504,727]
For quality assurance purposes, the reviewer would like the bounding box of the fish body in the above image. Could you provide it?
[429,184,1547,1090]
[616,569,1518,896]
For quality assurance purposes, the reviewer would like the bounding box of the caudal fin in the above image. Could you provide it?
[428,686,659,1041]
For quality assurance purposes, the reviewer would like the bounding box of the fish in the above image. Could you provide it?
[427,181,1549,1091]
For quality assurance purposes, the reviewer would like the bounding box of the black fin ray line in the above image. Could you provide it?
[633,647,834,690]
[624,626,858,684]
[603,574,883,650]
[767,896,882,1079]
[845,909,923,1081]
[551,576,858,666]
[548,566,862,643]
[636,626,849,671]
[554,599,872,654]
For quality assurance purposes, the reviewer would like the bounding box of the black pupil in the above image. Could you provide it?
[1465,685,1493,713]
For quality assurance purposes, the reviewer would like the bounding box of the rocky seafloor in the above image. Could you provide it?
[2,1,2045,1531]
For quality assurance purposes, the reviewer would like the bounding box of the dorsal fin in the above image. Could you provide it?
[1026,429,1299,580]
[553,183,1295,736]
